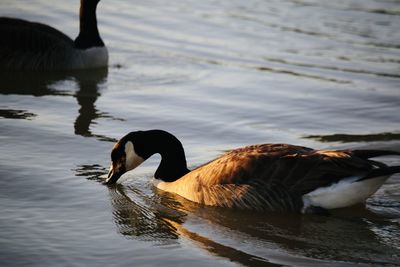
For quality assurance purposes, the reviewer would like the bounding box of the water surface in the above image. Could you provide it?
[1,0,400,266]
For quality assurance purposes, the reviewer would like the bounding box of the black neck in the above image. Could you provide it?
[130,130,190,182]
[74,0,104,49]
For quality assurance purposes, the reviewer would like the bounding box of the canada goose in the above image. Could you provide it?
[105,130,400,213]
[0,0,107,71]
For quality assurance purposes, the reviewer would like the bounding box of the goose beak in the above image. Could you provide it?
[103,165,121,185]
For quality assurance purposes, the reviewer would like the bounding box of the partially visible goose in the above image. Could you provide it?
[0,0,107,71]
[105,130,400,213]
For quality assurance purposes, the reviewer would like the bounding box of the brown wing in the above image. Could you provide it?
[189,144,377,195]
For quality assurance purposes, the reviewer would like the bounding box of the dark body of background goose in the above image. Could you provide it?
[0,0,107,71]
[105,130,400,214]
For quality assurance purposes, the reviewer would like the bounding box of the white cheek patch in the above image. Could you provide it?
[125,141,144,171]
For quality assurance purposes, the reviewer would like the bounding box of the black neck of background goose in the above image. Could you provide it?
[132,130,190,182]
[74,0,104,49]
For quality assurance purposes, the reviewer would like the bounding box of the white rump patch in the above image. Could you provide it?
[124,141,144,171]
[302,175,389,211]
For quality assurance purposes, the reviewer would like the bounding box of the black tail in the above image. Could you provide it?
[352,149,400,159]
[360,166,400,181]
[351,150,400,181]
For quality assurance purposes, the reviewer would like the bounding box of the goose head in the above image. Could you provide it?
[104,130,190,184]
[105,132,146,184]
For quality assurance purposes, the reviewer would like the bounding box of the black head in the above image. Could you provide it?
[104,130,190,184]
[104,132,146,184]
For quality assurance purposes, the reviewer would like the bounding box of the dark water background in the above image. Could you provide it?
[1,0,400,266]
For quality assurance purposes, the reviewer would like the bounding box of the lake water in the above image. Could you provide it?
[1,0,400,266]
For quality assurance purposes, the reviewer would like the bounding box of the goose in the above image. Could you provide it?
[0,0,107,71]
[104,130,400,214]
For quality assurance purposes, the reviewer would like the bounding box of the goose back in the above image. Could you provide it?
[157,144,383,211]
[0,17,74,70]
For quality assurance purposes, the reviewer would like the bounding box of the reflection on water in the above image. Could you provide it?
[0,71,74,96]
[0,108,36,120]
[1,0,400,266]
[72,69,108,137]
[109,185,185,241]
[106,182,283,266]
[305,132,400,143]
[75,164,108,181]
[262,56,400,79]
[90,166,400,266]
[0,68,120,141]
[164,218,279,267]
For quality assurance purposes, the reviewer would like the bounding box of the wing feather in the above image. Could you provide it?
[188,144,378,195]
[0,17,73,70]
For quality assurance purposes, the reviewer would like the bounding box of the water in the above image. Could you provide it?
[1,0,400,266]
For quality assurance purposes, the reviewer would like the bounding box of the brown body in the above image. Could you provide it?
[156,144,392,211]
[106,130,400,213]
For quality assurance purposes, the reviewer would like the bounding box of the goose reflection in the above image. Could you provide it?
[107,184,186,241]
[107,184,281,266]
[72,68,108,138]
[0,68,118,141]
[304,133,400,143]
[0,70,78,96]
[104,181,400,266]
